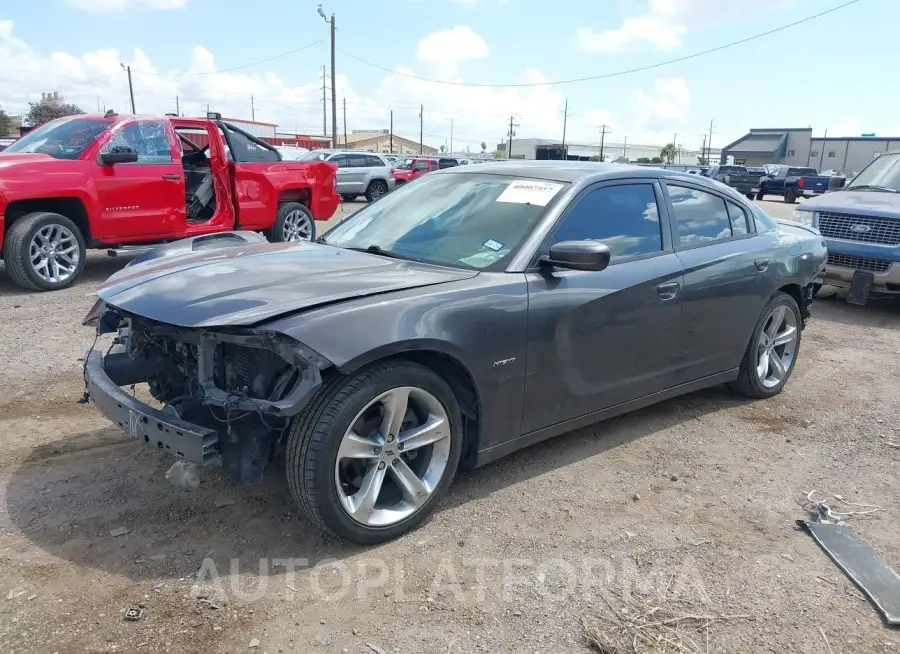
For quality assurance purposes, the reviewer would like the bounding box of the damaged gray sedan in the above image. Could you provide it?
[83,162,826,544]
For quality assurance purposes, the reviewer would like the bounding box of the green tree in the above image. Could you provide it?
[697,155,709,165]
[492,150,504,159]
[650,157,664,164]
[439,144,446,153]
[636,157,651,164]
[480,141,487,152]
[0,107,12,137]
[589,155,601,162]
[25,97,84,126]
[660,143,678,164]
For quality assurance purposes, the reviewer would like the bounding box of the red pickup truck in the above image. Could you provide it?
[0,112,339,291]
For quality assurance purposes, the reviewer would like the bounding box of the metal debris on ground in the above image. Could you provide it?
[214,498,237,508]
[797,490,900,625]
[165,461,201,490]
[109,526,130,537]
[124,607,143,621]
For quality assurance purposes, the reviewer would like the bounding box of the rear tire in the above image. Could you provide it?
[784,187,797,203]
[341,194,357,202]
[745,193,754,199]
[730,292,802,399]
[755,191,765,200]
[4,212,86,292]
[266,202,315,243]
[285,360,463,544]
[365,180,388,203]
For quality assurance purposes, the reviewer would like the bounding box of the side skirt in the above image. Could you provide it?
[475,369,739,467]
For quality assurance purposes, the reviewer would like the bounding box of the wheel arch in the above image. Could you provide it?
[277,187,311,208]
[337,341,483,471]
[4,197,91,242]
[777,282,810,326]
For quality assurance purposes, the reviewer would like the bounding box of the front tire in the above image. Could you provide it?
[365,180,388,203]
[784,187,797,203]
[286,360,463,544]
[266,202,315,243]
[730,292,802,399]
[755,191,765,200]
[745,193,754,200]
[4,212,86,292]
[341,194,357,202]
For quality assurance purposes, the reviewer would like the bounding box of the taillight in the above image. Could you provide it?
[798,178,805,188]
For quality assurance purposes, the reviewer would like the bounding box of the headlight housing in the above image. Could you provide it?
[791,209,815,226]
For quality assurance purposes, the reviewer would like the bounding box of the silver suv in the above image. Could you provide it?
[301,149,395,202]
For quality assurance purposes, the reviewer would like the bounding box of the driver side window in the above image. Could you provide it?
[102,121,173,164]
[413,160,429,172]
[551,184,663,260]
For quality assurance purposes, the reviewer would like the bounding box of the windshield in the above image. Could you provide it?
[299,150,330,162]
[323,173,567,270]
[394,159,413,170]
[847,153,900,192]
[3,116,108,160]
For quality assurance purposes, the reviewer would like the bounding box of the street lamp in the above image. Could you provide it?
[317,5,337,146]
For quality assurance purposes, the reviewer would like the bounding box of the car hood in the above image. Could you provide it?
[800,190,900,218]
[97,241,478,328]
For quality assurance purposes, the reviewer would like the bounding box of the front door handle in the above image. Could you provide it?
[657,281,680,301]
[161,174,182,181]
[755,258,769,272]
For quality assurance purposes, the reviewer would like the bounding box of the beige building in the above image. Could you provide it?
[336,130,436,156]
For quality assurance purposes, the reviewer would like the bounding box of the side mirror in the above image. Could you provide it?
[100,147,139,165]
[541,240,611,272]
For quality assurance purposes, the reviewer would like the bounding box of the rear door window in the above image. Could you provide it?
[413,160,430,172]
[666,184,734,247]
[346,154,368,168]
[365,155,384,167]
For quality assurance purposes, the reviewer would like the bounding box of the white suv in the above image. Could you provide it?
[301,150,395,202]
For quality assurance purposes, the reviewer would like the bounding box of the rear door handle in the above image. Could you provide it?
[755,258,769,272]
[161,174,182,181]
[657,281,680,301]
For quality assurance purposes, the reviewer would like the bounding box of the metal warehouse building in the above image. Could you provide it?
[721,127,900,175]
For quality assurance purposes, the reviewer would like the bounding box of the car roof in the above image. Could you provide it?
[431,159,717,185]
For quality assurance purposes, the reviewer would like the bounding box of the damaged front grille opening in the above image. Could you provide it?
[97,311,326,483]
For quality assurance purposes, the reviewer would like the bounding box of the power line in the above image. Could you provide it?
[134,40,324,77]
[337,0,861,88]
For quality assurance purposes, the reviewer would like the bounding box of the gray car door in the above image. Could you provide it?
[662,181,778,383]
[344,153,369,193]
[329,154,351,194]
[521,180,684,434]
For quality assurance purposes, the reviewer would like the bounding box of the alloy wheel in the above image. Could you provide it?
[282,210,313,241]
[334,386,452,527]
[29,224,80,284]
[756,305,798,388]
[369,182,386,200]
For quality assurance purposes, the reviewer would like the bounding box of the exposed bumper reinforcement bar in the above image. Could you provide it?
[84,350,221,467]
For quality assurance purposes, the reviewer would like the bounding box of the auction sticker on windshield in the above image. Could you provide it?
[496,179,563,206]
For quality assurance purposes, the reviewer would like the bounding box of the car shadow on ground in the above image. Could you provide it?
[5,384,748,582]
[813,287,900,331]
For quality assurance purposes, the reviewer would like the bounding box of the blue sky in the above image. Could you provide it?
[0,0,893,153]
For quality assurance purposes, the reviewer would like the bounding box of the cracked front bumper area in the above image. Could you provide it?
[84,349,221,466]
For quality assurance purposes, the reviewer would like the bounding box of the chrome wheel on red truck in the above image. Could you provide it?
[4,212,87,292]
[267,202,316,243]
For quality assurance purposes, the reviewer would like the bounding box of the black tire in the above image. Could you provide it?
[365,179,389,203]
[265,202,315,243]
[4,211,87,292]
[729,292,802,399]
[755,191,765,201]
[341,194,357,202]
[286,360,463,544]
[745,193,754,200]
[784,187,797,203]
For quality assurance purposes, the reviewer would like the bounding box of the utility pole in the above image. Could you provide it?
[321,65,327,136]
[561,98,569,150]
[250,95,255,121]
[206,103,210,116]
[623,136,627,160]
[673,133,677,164]
[330,14,337,148]
[389,110,393,154]
[450,119,454,155]
[175,95,180,116]
[598,124,611,162]
[342,97,347,148]
[706,119,715,164]
[419,105,423,154]
[700,133,707,164]
[508,115,520,159]
[819,129,828,170]
[121,64,135,113]
[96,94,101,112]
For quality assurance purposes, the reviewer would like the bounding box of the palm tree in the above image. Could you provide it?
[660,143,678,164]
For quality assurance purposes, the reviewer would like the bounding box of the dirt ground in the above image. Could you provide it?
[1,199,899,653]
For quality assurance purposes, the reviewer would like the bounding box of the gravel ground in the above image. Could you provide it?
[1,199,899,653]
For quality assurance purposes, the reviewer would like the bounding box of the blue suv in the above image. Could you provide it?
[791,151,900,304]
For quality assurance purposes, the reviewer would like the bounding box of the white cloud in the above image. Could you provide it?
[825,118,862,137]
[577,0,795,54]
[0,20,687,152]
[64,0,188,11]
[416,26,488,76]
